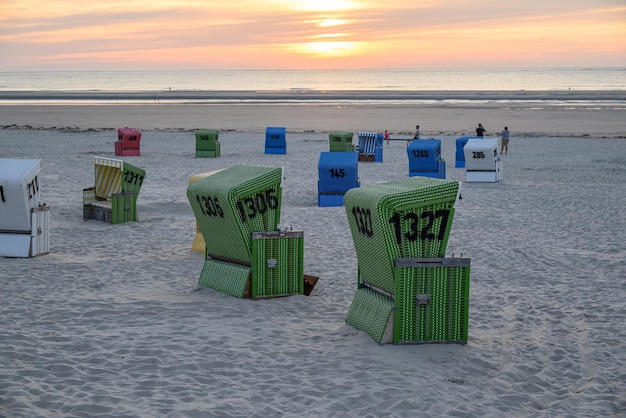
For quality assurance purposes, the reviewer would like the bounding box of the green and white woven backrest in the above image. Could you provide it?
[343,177,461,294]
[187,165,283,264]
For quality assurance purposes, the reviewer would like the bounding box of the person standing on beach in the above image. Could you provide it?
[476,123,486,137]
[384,130,390,145]
[413,125,421,139]
[500,126,510,154]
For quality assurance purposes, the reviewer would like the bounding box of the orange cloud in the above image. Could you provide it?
[0,1,624,70]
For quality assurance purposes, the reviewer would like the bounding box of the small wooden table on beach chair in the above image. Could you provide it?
[343,177,470,344]
[83,156,146,224]
[187,165,318,299]
[0,159,50,257]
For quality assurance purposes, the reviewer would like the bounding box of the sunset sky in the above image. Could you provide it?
[1,0,625,71]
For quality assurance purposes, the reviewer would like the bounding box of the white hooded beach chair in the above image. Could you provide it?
[463,138,503,182]
[0,159,50,257]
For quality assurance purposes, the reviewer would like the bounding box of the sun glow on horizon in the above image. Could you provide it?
[295,41,362,57]
[318,19,351,27]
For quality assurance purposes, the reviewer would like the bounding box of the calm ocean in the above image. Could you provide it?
[0,68,624,105]
[1,68,624,92]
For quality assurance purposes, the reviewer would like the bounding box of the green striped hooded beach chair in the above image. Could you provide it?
[343,177,470,344]
[187,165,318,298]
[83,156,146,224]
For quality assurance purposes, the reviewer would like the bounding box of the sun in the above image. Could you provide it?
[272,1,363,58]
[319,19,350,27]
[298,41,361,57]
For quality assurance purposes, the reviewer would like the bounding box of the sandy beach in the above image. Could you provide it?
[1,96,625,417]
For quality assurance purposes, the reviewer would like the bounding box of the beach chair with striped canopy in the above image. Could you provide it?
[186,165,318,299]
[0,159,50,257]
[83,156,146,224]
[343,177,470,344]
[357,132,383,162]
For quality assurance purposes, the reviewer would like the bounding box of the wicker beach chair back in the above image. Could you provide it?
[463,137,500,171]
[0,159,41,231]
[265,127,286,154]
[407,139,442,171]
[195,129,220,157]
[344,177,460,293]
[187,164,283,264]
[188,169,226,253]
[318,151,360,207]
[0,159,50,258]
[116,128,141,156]
[329,132,355,152]
[318,151,359,194]
[454,136,476,168]
[344,177,468,344]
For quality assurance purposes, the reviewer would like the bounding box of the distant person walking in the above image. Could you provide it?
[384,130,390,145]
[476,123,486,137]
[413,125,421,139]
[500,126,510,154]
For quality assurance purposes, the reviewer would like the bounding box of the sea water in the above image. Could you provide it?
[0,68,623,106]
[0,68,624,92]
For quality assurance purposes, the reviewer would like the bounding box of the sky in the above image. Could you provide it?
[1,0,625,71]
